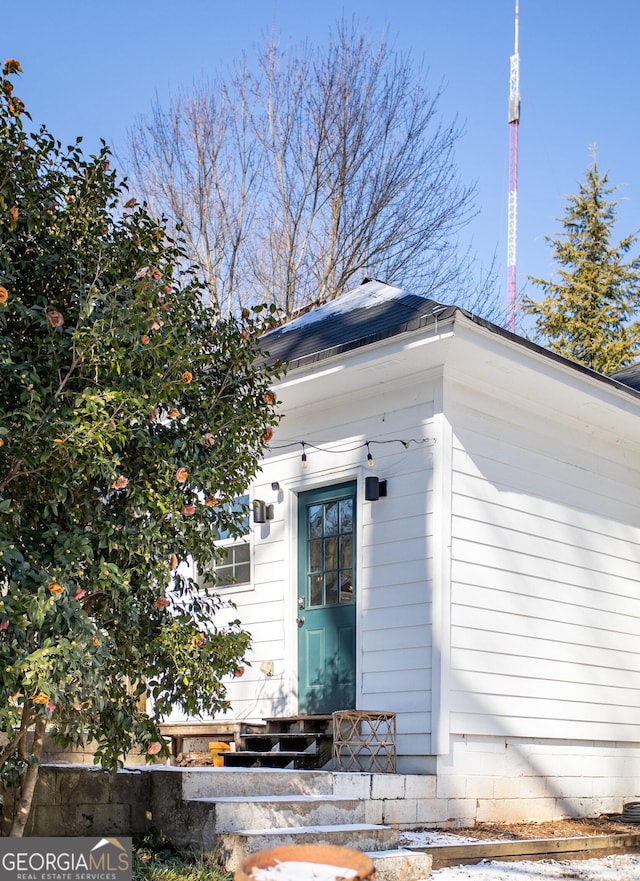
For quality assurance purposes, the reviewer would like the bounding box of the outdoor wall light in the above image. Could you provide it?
[253,501,274,523]
[365,477,388,501]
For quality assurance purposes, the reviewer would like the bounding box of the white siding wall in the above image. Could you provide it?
[448,382,640,743]
[208,376,438,764]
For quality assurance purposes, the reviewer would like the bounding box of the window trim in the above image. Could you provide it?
[206,493,253,593]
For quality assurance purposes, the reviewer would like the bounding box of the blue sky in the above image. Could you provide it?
[7,1,640,324]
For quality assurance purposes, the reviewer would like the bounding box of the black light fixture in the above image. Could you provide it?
[365,477,387,501]
[301,442,308,469]
[253,501,274,523]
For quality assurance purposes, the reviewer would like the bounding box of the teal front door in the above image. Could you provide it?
[297,482,357,714]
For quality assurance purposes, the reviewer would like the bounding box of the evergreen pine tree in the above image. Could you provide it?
[523,156,640,374]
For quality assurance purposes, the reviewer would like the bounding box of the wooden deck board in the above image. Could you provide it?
[408,833,640,869]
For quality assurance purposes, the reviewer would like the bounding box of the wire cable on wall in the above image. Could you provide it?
[267,438,435,455]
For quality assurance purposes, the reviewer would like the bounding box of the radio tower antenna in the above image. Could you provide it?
[506,0,520,332]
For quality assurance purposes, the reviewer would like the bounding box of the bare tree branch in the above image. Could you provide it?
[122,20,498,319]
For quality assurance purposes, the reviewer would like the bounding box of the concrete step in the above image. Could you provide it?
[217,823,400,871]
[176,767,335,799]
[151,767,433,877]
[187,794,364,832]
[367,849,433,881]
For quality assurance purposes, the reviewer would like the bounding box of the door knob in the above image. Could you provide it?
[296,616,305,627]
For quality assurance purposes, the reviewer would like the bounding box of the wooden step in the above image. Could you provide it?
[223,750,330,770]
[223,715,334,770]
[262,715,333,735]
[243,733,321,744]
[224,751,301,769]
[242,733,332,751]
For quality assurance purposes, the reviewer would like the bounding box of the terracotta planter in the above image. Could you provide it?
[234,844,375,881]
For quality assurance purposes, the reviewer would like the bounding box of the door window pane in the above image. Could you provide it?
[340,535,352,569]
[325,571,338,606]
[340,498,353,533]
[324,536,338,572]
[308,505,324,539]
[309,539,323,571]
[340,571,353,603]
[309,574,323,607]
[324,501,339,536]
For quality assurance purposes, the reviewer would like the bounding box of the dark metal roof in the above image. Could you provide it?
[261,281,456,369]
[610,362,640,391]
[260,279,640,405]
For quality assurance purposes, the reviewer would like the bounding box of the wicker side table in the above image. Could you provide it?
[332,710,397,773]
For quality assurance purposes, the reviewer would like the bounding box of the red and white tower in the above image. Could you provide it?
[506,0,520,332]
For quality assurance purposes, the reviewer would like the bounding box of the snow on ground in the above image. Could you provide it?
[430,854,640,880]
[399,830,640,880]
[401,831,495,847]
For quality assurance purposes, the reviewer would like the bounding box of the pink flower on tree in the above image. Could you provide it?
[147,742,162,756]
[46,310,64,328]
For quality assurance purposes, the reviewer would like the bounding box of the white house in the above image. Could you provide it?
[180,280,640,822]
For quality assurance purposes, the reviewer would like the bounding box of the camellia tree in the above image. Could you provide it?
[0,60,281,836]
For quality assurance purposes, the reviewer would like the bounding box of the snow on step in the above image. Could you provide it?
[367,849,433,881]
[218,823,399,871]
[248,861,358,881]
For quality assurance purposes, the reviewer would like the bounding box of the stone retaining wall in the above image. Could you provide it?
[9,748,633,841]
[4,765,151,837]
